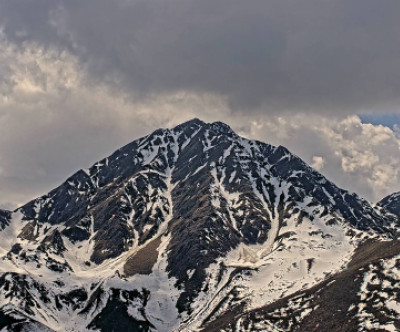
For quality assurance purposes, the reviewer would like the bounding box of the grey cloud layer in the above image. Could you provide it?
[1,0,400,114]
[0,33,230,209]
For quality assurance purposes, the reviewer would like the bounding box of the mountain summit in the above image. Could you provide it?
[0,119,399,331]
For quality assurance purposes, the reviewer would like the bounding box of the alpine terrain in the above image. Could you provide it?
[1,118,400,332]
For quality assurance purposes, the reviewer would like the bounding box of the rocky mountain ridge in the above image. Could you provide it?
[379,192,400,220]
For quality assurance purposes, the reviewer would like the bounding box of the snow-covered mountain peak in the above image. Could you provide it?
[0,120,399,331]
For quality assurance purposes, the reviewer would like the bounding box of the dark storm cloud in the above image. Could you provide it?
[1,0,400,114]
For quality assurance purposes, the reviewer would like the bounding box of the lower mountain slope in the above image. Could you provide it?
[203,239,400,332]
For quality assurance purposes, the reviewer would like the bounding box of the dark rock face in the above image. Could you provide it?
[57,288,88,311]
[378,192,400,219]
[18,221,39,241]
[0,318,55,332]
[61,226,90,242]
[89,289,153,332]
[0,209,11,231]
[9,243,22,255]
[0,119,399,331]
[38,230,66,255]
[0,273,51,316]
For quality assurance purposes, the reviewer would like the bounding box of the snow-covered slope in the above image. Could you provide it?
[0,119,399,331]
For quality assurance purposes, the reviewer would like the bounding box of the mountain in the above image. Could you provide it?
[0,210,11,231]
[0,118,399,331]
[378,192,400,219]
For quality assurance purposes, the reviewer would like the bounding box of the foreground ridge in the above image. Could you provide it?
[0,119,399,331]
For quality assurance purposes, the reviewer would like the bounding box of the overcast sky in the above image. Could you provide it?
[0,0,399,209]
